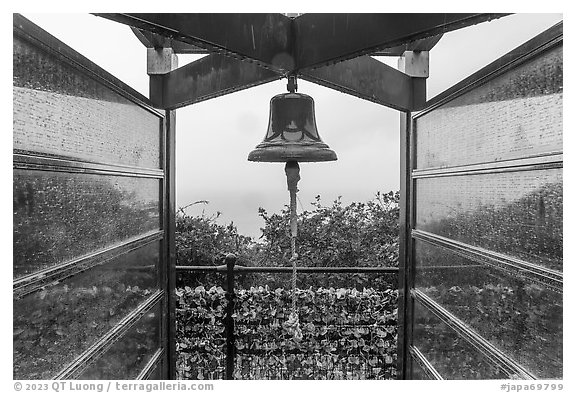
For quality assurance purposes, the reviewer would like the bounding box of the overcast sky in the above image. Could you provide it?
[19,13,563,239]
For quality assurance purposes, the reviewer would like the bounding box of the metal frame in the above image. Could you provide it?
[54,291,165,379]
[412,290,535,379]
[177,265,399,274]
[94,13,508,112]
[419,21,563,115]
[412,230,563,293]
[408,346,443,380]
[150,47,179,380]
[13,14,174,381]
[13,14,160,113]
[411,152,563,179]
[403,22,563,380]
[300,55,425,111]
[131,25,444,57]
[149,54,282,109]
[13,231,163,299]
[96,13,506,72]
[13,151,165,179]
[164,109,177,380]
[137,349,166,380]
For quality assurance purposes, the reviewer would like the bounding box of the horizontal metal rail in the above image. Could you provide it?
[176,264,399,274]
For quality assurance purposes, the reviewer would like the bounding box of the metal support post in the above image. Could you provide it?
[147,46,178,380]
[224,253,237,380]
[397,51,426,380]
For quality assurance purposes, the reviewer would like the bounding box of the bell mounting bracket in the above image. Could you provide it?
[287,74,298,93]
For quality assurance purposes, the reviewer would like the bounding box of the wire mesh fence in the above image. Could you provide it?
[176,257,399,380]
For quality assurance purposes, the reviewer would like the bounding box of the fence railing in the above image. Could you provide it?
[177,253,400,380]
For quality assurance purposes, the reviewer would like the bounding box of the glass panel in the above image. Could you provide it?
[13,170,161,277]
[77,301,162,379]
[414,240,562,379]
[410,354,431,380]
[415,46,562,169]
[413,301,510,379]
[13,35,161,168]
[415,170,562,271]
[13,241,160,380]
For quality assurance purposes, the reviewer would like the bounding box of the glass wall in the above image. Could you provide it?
[13,15,169,379]
[405,22,563,379]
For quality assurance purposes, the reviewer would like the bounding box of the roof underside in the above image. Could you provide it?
[95,13,510,110]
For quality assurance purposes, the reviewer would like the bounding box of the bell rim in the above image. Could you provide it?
[248,145,338,163]
[253,141,331,149]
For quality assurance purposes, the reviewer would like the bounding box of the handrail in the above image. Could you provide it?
[176,264,399,274]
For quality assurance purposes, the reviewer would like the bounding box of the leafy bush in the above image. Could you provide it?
[254,191,399,289]
[258,191,399,267]
[175,206,257,288]
[176,285,398,380]
[176,191,400,290]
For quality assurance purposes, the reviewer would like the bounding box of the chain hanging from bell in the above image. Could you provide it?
[247,75,337,163]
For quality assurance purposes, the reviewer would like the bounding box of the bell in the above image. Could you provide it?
[248,92,337,162]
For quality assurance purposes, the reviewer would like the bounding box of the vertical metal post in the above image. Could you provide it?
[224,253,237,380]
[148,47,178,380]
[397,51,428,380]
[397,110,412,380]
[165,109,177,380]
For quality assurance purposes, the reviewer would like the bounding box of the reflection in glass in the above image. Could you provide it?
[413,301,510,379]
[13,170,161,277]
[415,46,562,169]
[13,35,161,168]
[13,242,159,379]
[415,172,562,271]
[414,240,562,379]
[77,302,161,379]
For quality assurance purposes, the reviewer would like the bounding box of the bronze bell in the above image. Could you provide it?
[248,92,337,162]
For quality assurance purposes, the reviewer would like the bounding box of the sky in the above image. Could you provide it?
[17,12,564,240]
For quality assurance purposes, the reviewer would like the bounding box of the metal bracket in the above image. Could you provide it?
[398,51,429,78]
[147,47,178,75]
[287,74,298,92]
[398,51,429,110]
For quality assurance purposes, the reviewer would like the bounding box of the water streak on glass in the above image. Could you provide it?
[13,35,161,168]
[13,170,161,277]
[415,46,562,169]
[13,242,159,380]
[415,171,562,271]
[412,302,510,379]
[77,302,161,379]
[414,240,562,379]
